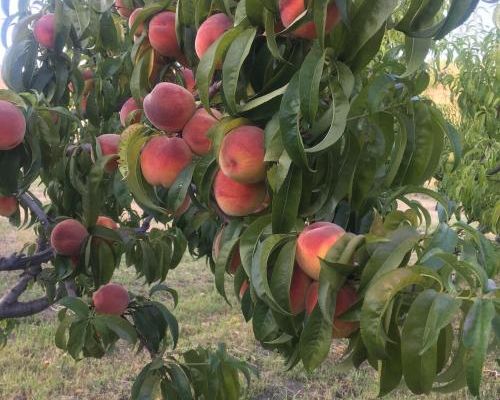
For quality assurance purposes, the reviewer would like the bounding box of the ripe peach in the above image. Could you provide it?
[195,13,233,59]
[213,170,267,217]
[33,13,56,49]
[97,134,121,172]
[0,196,17,217]
[140,136,192,188]
[295,222,345,280]
[143,82,196,132]
[148,11,181,58]
[93,283,129,315]
[180,67,195,93]
[0,100,26,150]
[305,282,359,338]
[128,7,144,36]
[119,97,143,126]
[289,265,312,314]
[96,216,118,230]
[115,0,134,18]
[239,280,249,299]
[50,219,88,256]
[212,227,241,274]
[219,125,266,184]
[279,0,340,39]
[182,108,221,155]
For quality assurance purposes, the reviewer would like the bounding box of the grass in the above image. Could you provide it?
[0,216,498,399]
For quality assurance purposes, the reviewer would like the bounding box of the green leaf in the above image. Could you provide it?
[378,311,402,396]
[269,240,297,314]
[130,48,153,102]
[59,297,90,318]
[239,215,272,277]
[272,163,302,234]
[67,319,88,360]
[299,45,325,123]
[152,301,179,349]
[166,163,194,213]
[299,306,333,371]
[401,36,432,77]
[98,315,138,344]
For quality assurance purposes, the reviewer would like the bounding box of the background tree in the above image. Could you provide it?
[0,0,498,398]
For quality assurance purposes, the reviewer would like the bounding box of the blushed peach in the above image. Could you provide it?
[143,82,196,132]
[115,0,134,18]
[128,7,144,36]
[212,227,241,274]
[140,136,192,188]
[0,100,26,150]
[119,97,143,126]
[33,13,55,49]
[93,283,129,315]
[50,219,88,256]
[0,196,17,217]
[213,170,267,217]
[148,11,181,58]
[289,265,312,314]
[295,222,345,280]
[219,125,266,184]
[96,216,118,230]
[97,134,121,172]
[182,108,221,155]
[180,67,195,93]
[195,13,233,59]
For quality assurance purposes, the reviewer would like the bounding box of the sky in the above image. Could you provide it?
[0,1,497,62]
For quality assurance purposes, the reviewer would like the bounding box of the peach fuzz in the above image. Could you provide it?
[50,219,88,256]
[128,7,144,36]
[148,11,181,58]
[33,13,56,49]
[115,0,134,18]
[213,170,267,217]
[0,196,17,217]
[180,67,195,93]
[97,134,121,172]
[212,227,241,274]
[140,136,192,188]
[93,283,130,315]
[295,221,345,280]
[143,82,196,132]
[279,0,340,40]
[289,265,312,314]
[0,100,26,150]
[119,97,143,126]
[182,108,221,155]
[219,125,266,184]
[96,216,119,230]
[195,13,233,59]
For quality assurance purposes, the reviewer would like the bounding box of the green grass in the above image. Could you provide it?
[0,219,498,399]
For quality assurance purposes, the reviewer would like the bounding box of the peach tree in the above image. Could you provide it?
[0,0,498,398]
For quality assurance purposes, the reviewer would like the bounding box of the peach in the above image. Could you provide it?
[289,265,312,314]
[140,136,192,188]
[279,0,340,39]
[305,282,359,338]
[143,82,196,132]
[239,280,249,299]
[0,100,26,150]
[148,12,181,58]
[180,67,195,93]
[97,134,121,172]
[50,219,88,256]
[93,283,129,315]
[295,222,345,280]
[195,13,233,59]
[0,196,17,217]
[82,68,94,81]
[212,227,241,274]
[96,216,118,230]
[128,7,144,36]
[119,97,142,126]
[33,13,55,49]
[219,125,266,184]
[182,108,221,155]
[213,170,267,217]
[115,0,134,18]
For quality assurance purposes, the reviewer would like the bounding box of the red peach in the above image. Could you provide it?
[143,82,196,132]
[0,100,26,150]
[219,125,266,184]
[279,0,340,39]
[119,97,143,126]
[0,196,17,217]
[213,170,267,217]
[96,216,118,230]
[148,11,181,58]
[289,265,312,314]
[93,283,129,315]
[195,13,233,59]
[50,219,89,256]
[82,68,94,81]
[128,7,144,36]
[180,67,195,93]
[182,108,221,155]
[140,136,192,188]
[212,227,241,274]
[115,0,134,18]
[33,13,56,49]
[97,134,121,172]
[295,222,345,280]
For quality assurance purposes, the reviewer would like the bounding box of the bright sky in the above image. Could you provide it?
[0,1,497,61]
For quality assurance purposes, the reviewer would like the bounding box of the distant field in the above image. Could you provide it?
[1,212,498,399]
